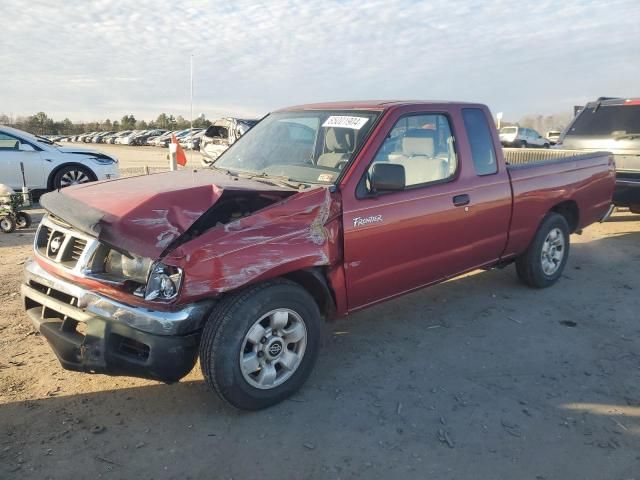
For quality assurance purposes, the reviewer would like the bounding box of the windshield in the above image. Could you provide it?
[214,110,379,185]
[500,127,517,134]
[568,105,640,136]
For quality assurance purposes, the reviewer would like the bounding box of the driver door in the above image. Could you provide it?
[0,132,46,189]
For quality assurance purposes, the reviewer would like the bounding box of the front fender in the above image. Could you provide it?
[165,188,343,302]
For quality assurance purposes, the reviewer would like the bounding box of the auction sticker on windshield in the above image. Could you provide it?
[322,116,369,130]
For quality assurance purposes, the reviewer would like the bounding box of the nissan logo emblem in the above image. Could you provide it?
[50,235,63,254]
[268,342,282,357]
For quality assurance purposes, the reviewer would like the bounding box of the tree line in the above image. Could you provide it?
[0,112,213,136]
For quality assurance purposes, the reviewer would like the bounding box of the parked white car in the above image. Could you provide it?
[499,126,550,148]
[0,126,119,191]
[546,130,561,145]
[118,130,143,145]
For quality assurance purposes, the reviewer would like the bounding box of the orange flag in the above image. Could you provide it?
[171,134,188,166]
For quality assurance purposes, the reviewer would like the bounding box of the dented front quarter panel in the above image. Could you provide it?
[164,187,344,304]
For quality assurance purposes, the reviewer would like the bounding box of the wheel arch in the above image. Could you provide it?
[47,162,97,190]
[550,200,579,233]
[282,268,337,321]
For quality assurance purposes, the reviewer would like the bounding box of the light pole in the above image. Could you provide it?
[190,54,194,164]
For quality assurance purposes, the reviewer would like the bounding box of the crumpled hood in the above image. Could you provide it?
[40,170,294,259]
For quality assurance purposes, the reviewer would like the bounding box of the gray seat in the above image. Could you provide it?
[388,129,447,185]
[317,128,354,168]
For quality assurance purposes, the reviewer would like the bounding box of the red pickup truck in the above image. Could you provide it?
[22,101,615,409]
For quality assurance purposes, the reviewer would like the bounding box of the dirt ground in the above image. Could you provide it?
[1,208,640,479]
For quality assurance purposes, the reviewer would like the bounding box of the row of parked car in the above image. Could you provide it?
[49,118,261,163]
[54,128,206,150]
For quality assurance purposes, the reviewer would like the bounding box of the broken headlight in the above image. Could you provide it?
[143,263,183,301]
[104,250,152,284]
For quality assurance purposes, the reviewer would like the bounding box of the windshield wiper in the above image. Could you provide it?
[35,135,53,145]
[251,172,308,190]
[209,164,237,176]
[613,132,640,141]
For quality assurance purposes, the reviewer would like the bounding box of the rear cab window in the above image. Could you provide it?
[462,108,498,176]
[567,103,640,137]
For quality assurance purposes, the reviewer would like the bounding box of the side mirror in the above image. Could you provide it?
[19,143,35,152]
[370,163,405,192]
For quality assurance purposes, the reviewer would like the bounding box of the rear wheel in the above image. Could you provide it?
[520,140,527,148]
[0,215,16,233]
[516,212,570,288]
[16,212,32,229]
[543,143,550,149]
[199,279,321,410]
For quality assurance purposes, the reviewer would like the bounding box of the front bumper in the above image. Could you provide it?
[92,163,120,181]
[21,260,214,382]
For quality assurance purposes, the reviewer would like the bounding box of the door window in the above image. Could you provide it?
[368,113,457,188]
[0,132,20,150]
[462,108,498,176]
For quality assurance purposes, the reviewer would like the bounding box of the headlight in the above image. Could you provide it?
[144,263,183,301]
[104,250,152,284]
[92,156,117,165]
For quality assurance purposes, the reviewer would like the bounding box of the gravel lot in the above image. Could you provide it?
[1,181,639,478]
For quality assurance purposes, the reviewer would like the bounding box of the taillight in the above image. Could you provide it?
[624,99,640,105]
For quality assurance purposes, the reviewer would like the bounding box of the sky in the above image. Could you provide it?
[1,0,639,123]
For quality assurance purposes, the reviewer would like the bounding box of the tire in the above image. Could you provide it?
[543,143,550,149]
[515,212,570,288]
[0,215,16,233]
[199,279,321,410]
[520,140,527,148]
[53,165,95,189]
[630,206,640,215]
[16,212,32,229]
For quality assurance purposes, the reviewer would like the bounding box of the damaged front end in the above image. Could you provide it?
[22,169,343,382]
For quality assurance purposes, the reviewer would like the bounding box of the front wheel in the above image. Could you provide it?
[0,215,16,233]
[53,165,95,189]
[199,280,321,410]
[515,212,570,288]
[520,140,527,148]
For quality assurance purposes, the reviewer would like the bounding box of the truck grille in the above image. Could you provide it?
[34,216,98,273]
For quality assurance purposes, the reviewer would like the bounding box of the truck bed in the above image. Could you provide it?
[502,149,615,259]
[503,148,606,168]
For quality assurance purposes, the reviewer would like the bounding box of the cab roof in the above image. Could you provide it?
[276,100,486,112]
[586,97,640,107]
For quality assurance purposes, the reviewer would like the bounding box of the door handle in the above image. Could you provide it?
[453,194,470,207]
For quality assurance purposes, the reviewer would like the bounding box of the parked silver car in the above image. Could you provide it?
[499,126,550,148]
